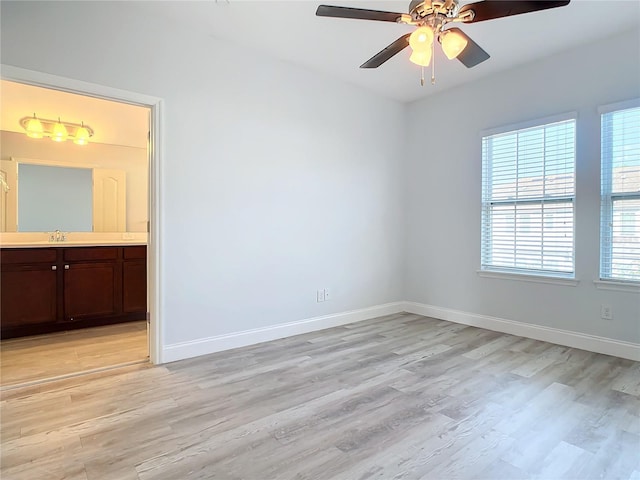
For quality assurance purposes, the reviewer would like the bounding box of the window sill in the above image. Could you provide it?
[593,280,640,293]
[477,270,579,286]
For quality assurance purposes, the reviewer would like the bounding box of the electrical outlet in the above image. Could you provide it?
[316,289,325,303]
[600,304,613,320]
[324,288,330,301]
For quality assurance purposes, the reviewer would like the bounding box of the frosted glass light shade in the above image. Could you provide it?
[410,48,432,67]
[51,120,68,142]
[409,26,434,52]
[25,116,44,139]
[73,125,90,145]
[441,30,468,59]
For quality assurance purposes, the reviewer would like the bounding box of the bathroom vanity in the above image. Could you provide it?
[1,243,147,339]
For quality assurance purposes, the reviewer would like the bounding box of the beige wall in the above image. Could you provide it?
[0,130,148,232]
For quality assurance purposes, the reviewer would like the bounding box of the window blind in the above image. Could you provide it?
[481,118,576,276]
[600,105,640,282]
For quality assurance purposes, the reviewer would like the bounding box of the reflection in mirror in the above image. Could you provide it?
[0,157,130,233]
[18,164,93,232]
[1,144,144,234]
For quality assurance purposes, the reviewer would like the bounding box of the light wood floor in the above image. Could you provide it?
[1,313,639,480]
[0,321,148,387]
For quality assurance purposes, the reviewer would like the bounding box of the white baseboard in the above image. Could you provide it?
[162,302,405,363]
[403,301,640,362]
[162,300,639,364]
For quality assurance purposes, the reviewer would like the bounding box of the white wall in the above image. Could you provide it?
[0,1,406,353]
[404,28,640,344]
[0,131,149,232]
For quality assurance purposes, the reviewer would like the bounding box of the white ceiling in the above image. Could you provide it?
[1,1,638,146]
[139,0,640,103]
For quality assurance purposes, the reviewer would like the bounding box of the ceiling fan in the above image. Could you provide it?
[316,1,570,84]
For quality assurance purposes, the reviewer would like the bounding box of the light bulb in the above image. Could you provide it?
[51,118,68,142]
[25,114,44,139]
[409,26,434,53]
[441,30,468,60]
[410,48,432,67]
[73,124,90,145]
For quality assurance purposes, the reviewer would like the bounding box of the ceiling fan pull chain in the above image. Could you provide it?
[420,66,425,86]
[431,39,436,85]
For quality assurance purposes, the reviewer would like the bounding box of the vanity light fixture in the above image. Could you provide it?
[19,114,94,145]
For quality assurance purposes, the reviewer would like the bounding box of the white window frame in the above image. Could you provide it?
[480,112,577,281]
[599,99,640,285]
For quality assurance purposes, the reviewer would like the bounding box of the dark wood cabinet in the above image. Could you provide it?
[64,261,119,321]
[123,246,147,313]
[0,245,147,339]
[1,264,58,328]
[62,247,121,323]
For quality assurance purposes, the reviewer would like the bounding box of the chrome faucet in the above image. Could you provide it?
[48,230,67,242]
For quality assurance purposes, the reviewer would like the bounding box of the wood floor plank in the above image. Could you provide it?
[536,440,593,479]
[1,313,638,480]
[1,321,148,387]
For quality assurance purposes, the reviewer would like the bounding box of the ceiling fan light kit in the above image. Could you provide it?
[441,29,468,60]
[316,0,570,85]
[410,49,432,68]
[408,25,434,70]
[409,26,434,54]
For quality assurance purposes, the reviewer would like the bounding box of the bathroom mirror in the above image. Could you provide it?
[0,158,127,233]
[18,164,93,232]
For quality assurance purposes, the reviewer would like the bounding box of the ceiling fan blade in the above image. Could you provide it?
[316,5,403,22]
[445,27,490,68]
[360,34,411,68]
[459,1,570,23]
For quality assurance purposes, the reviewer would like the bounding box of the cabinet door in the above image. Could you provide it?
[1,264,58,327]
[123,260,147,313]
[63,261,119,321]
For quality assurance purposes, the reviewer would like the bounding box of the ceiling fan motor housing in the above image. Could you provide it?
[408,0,459,21]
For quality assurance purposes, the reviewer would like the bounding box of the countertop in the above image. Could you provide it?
[0,233,148,248]
[1,241,147,248]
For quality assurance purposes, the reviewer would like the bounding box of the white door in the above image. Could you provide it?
[0,159,18,232]
[0,170,8,232]
[93,169,126,232]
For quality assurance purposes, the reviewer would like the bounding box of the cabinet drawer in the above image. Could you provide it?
[0,248,57,264]
[64,247,118,262]
[123,245,147,259]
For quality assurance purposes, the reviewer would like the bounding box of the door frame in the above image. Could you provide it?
[1,64,164,364]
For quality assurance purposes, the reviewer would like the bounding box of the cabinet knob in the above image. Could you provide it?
[51,265,57,271]
[64,264,70,270]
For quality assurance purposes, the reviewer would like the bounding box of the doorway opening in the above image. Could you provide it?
[0,66,162,388]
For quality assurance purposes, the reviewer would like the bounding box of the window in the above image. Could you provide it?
[600,103,640,282]
[481,115,576,277]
